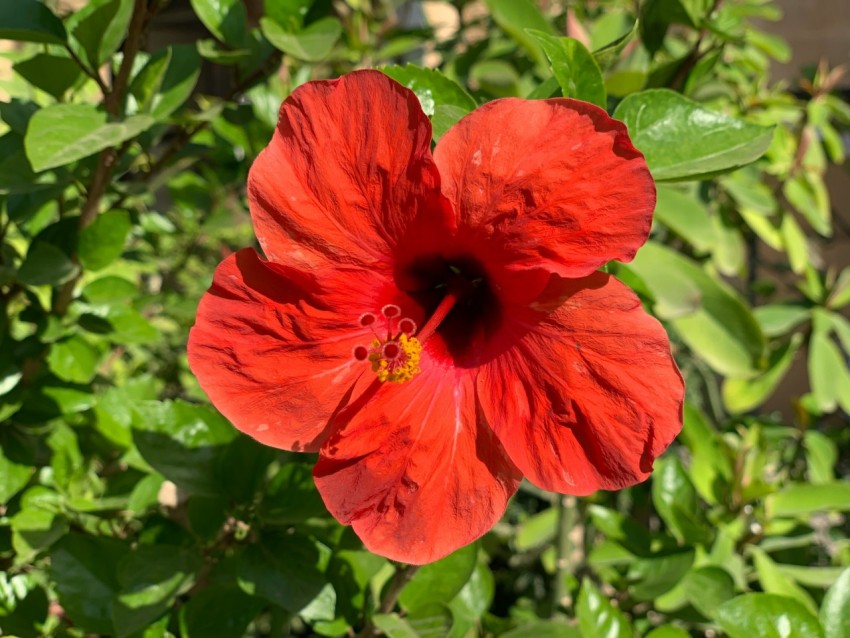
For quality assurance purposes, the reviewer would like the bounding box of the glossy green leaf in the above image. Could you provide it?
[24,104,155,172]
[821,568,850,638]
[682,566,736,619]
[645,628,690,638]
[50,533,129,635]
[11,508,68,565]
[751,547,818,614]
[722,333,803,413]
[131,399,239,495]
[261,16,342,62]
[372,614,419,638]
[592,19,638,69]
[16,240,77,286]
[68,0,134,68]
[576,578,633,638]
[716,594,825,638]
[483,0,555,67]
[236,535,328,614]
[0,0,66,44]
[47,336,101,384]
[178,584,264,638]
[613,89,774,181]
[190,0,247,44]
[13,54,82,99]
[628,549,694,600]
[130,45,202,120]
[627,241,765,377]
[79,210,131,271]
[113,545,200,637]
[0,436,33,503]
[380,64,477,117]
[501,621,580,637]
[527,31,606,107]
[651,456,710,545]
[653,185,716,253]
[399,543,477,612]
[765,482,850,517]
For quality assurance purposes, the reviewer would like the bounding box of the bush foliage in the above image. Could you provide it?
[1,0,849,636]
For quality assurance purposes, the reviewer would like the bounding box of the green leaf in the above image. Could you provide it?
[751,547,818,614]
[821,568,850,638]
[112,545,200,638]
[0,435,33,503]
[613,89,774,181]
[25,104,155,172]
[805,430,838,485]
[380,64,476,117]
[682,566,736,620]
[808,322,850,413]
[131,399,239,495]
[576,578,633,638]
[16,240,77,286]
[372,614,419,638]
[645,628,690,638]
[130,45,201,120]
[765,482,850,517]
[501,621,581,637]
[470,60,521,97]
[0,0,66,44]
[13,53,82,99]
[236,535,328,614]
[399,543,477,612]
[592,19,638,69]
[653,185,716,253]
[628,549,694,600]
[178,584,264,638]
[83,276,138,306]
[47,335,101,384]
[754,305,810,337]
[68,0,134,68]
[651,456,710,545]
[190,0,247,44]
[11,506,68,564]
[722,333,803,413]
[784,173,831,237]
[448,561,494,632]
[716,594,825,638]
[515,507,558,551]
[627,241,765,377]
[78,210,132,271]
[50,533,130,635]
[483,0,555,67]
[527,32,606,107]
[261,16,342,62]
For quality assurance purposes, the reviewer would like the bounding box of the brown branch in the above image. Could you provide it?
[357,564,420,638]
[63,43,109,95]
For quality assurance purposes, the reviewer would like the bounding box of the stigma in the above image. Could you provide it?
[353,305,422,384]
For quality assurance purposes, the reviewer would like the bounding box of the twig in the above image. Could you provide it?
[357,563,420,638]
[551,495,577,615]
[63,43,109,95]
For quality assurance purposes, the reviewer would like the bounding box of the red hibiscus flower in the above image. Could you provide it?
[188,70,683,564]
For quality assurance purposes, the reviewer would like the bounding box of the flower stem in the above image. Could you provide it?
[552,495,577,615]
[357,563,420,637]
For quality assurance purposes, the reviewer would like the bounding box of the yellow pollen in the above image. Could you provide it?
[368,334,422,384]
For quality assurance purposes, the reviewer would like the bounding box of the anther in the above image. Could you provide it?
[398,318,416,335]
[359,312,377,327]
[381,304,401,318]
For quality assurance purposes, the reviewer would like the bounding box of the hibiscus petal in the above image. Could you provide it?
[434,98,655,279]
[248,69,452,271]
[478,273,683,494]
[188,248,389,452]
[314,369,521,564]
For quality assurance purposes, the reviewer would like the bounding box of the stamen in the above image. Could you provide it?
[381,304,401,318]
[398,318,416,335]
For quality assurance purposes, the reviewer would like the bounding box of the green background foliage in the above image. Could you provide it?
[1,0,849,636]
